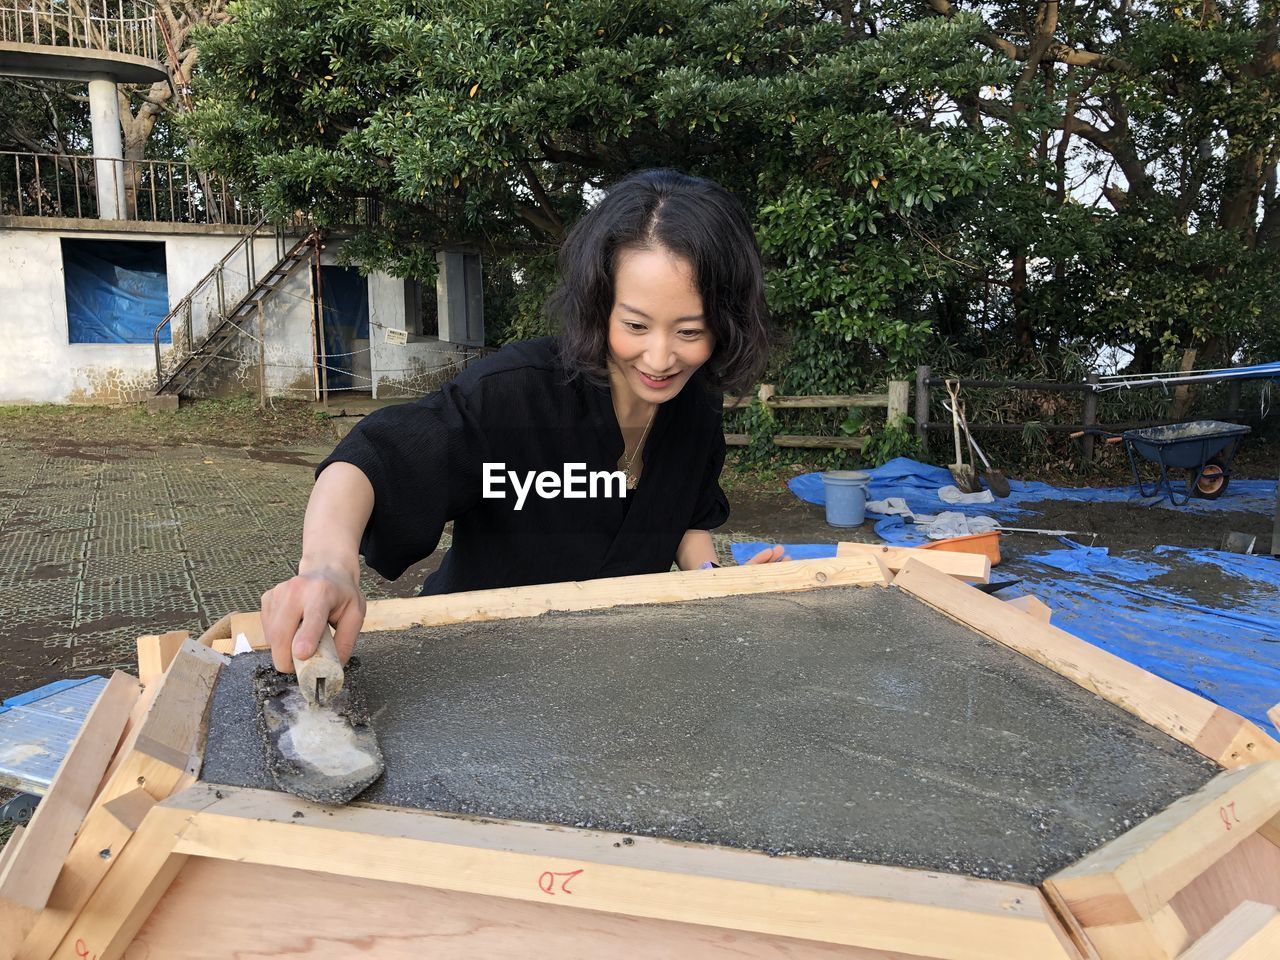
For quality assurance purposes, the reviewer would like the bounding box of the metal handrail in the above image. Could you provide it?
[0,0,159,61]
[1,150,256,224]
[153,221,312,389]
[152,213,273,380]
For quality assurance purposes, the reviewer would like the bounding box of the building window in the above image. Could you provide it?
[61,238,169,344]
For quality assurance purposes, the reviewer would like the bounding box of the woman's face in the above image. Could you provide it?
[606,246,714,406]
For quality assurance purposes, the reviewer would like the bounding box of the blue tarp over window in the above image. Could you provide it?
[62,239,169,344]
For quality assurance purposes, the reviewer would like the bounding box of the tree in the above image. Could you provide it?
[184,0,1019,387]
[923,0,1280,369]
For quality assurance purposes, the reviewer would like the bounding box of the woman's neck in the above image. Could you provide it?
[607,363,657,426]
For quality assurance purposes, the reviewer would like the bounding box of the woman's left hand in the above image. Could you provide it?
[745,544,788,564]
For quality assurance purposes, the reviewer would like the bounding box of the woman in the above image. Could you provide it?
[264,169,783,673]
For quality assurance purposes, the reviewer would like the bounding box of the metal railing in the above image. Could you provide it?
[153,218,307,386]
[0,0,159,61]
[1,151,257,224]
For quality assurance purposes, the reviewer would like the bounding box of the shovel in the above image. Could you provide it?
[945,380,981,494]
[943,400,1010,498]
[255,627,384,805]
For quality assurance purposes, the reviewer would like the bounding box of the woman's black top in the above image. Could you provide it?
[317,337,730,595]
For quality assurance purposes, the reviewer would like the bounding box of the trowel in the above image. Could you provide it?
[255,627,384,805]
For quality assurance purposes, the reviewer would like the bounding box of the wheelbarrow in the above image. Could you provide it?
[1074,420,1251,506]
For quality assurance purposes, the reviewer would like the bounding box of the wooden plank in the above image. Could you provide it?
[1177,901,1280,960]
[836,542,991,583]
[50,805,188,960]
[724,392,892,410]
[892,559,1280,769]
[1005,595,1052,623]
[228,557,891,649]
[196,612,233,648]
[15,790,157,960]
[1047,764,1280,931]
[724,433,750,446]
[163,783,1079,960]
[773,435,867,449]
[1268,703,1279,737]
[887,380,910,427]
[97,639,226,807]
[1168,833,1280,955]
[17,642,225,959]
[135,857,934,959]
[0,672,140,912]
[135,630,189,686]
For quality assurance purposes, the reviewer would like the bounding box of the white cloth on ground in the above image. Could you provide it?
[865,496,913,516]
[938,484,995,505]
[920,512,1000,540]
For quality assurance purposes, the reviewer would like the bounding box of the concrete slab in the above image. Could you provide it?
[202,587,1218,885]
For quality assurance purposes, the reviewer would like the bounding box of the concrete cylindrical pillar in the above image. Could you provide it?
[88,77,126,220]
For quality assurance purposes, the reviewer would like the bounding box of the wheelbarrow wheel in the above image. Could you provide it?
[1190,457,1229,500]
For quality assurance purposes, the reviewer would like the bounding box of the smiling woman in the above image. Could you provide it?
[259,169,782,675]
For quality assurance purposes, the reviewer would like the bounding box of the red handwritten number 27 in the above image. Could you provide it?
[1219,801,1241,830]
[538,869,584,896]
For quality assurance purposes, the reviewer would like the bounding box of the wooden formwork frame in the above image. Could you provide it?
[2,556,1278,960]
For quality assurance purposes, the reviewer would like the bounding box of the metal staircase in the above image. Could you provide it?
[153,221,318,397]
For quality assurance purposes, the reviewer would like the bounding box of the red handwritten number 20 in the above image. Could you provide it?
[1219,801,1241,831]
[538,869,584,896]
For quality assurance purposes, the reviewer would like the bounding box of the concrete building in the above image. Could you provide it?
[0,0,482,405]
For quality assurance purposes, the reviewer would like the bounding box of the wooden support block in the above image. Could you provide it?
[163,783,1078,960]
[15,790,157,960]
[1048,764,1280,933]
[893,559,1280,769]
[0,672,140,912]
[837,542,991,583]
[1005,594,1052,623]
[195,612,233,648]
[228,557,892,649]
[135,630,190,686]
[0,894,35,960]
[1177,901,1280,960]
[1268,703,1279,738]
[49,807,188,960]
[97,638,226,807]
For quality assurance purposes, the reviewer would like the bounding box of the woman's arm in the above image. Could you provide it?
[675,529,717,569]
[675,529,787,569]
[261,462,374,672]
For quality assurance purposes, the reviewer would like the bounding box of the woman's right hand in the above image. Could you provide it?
[261,563,366,674]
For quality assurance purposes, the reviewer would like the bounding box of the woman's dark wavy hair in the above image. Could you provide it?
[548,169,771,396]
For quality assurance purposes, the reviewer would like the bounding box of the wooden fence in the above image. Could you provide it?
[724,381,910,450]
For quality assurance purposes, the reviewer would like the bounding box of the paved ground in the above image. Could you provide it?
[0,442,455,700]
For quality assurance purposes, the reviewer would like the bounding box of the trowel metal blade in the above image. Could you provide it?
[256,667,384,805]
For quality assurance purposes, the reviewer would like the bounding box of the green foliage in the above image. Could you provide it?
[182,0,1280,404]
[862,417,921,465]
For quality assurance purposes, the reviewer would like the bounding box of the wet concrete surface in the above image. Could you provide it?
[202,588,1218,885]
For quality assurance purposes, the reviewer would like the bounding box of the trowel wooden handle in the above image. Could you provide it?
[295,626,344,707]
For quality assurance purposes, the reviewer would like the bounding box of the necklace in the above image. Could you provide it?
[619,404,657,490]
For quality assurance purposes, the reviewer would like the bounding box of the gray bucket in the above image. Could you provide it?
[822,470,871,527]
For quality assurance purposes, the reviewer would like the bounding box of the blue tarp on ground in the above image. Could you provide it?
[786,457,1278,546]
[728,539,1280,731]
